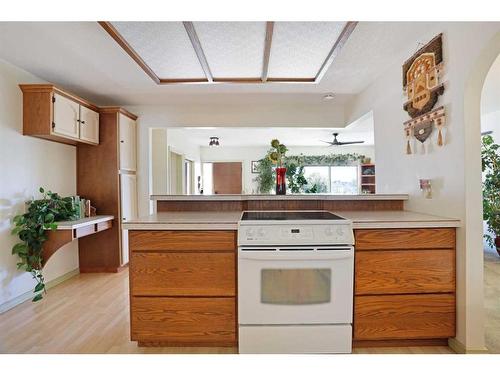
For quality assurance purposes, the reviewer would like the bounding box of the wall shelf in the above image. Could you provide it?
[42,215,114,266]
[360,164,376,194]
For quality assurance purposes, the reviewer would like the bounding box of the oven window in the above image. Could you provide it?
[261,268,331,305]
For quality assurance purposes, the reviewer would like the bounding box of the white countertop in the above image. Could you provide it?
[56,215,114,230]
[151,194,409,201]
[339,210,460,229]
[122,210,459,230]
[122,212,241,230]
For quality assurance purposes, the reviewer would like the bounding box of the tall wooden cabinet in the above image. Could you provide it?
[77,107,138,272]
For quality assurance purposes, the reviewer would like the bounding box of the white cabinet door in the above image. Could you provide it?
[119,114,137,172]
[120,174,137,265]
[79,106,99,144]
[120,174,138,222]
[52,93,79,139]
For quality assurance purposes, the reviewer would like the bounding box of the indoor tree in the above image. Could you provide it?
[482,134,500,255]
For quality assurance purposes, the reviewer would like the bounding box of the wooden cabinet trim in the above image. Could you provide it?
[129,230,237,252]
[130,296,236,345]
[353,293,456,340]
[100,106,138,120]
[355,249,455,295]
[19,84,100,112]
[355,228,455,250]
[130,252,236,297]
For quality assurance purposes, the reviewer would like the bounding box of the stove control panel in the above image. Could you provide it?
[238,224,354,245]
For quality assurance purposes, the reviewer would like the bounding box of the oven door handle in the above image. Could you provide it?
[238,249,353,261]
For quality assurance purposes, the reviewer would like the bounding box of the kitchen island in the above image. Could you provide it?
[123,194,460,350]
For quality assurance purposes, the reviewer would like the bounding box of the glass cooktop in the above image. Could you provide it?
[241,211,346,221]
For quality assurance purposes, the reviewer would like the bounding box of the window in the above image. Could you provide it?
[303,165,358,194]
[330,166,358,194]
[261,269,331,305]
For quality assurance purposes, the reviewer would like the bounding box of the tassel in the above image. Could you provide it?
[437,128,443,146]
[406,140,412,154]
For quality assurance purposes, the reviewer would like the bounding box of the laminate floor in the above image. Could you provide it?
[0,268,455,354]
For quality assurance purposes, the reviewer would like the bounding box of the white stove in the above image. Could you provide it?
[237,211,355,354]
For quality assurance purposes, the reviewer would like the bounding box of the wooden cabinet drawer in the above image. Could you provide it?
[131,297,236,345]
[355,228,455,250]
[130,252,235,296]
[355,249,455,295]
[353,294,455,340]
[129,230,236,251]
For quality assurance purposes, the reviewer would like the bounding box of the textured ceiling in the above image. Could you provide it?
[111,22,205,79]
[0,21,442,106]
[194,21,266,78]
[268,22,345,78]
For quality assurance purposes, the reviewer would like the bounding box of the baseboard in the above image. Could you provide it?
[79,264,128,273]
[353,338,448,348]
[0,268,80,314]
[448,337,489,354]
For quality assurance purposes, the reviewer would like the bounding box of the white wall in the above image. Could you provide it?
[150,128,168,196]
[200,145,375,194]
[347,23,500,351]
[481,110,500,142]
[0,58,79,308]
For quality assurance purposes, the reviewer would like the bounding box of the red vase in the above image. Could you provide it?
[276,167,287,195]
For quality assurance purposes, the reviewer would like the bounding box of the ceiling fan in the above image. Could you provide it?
[321,132,365,146]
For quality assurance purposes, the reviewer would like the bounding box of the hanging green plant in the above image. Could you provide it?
[11,187,79,302]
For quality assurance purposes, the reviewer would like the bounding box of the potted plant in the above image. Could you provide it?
[11,188,79,301]
[268,139,288,195]
[482,135,500,256]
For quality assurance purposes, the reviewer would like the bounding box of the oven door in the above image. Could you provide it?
[238,245,354,325]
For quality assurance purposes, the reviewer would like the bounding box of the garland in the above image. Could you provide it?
[254,151,366,194]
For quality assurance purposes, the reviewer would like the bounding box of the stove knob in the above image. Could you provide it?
[336,227,345,237]
[325,227,334,236]
[257,228,266,237]
[246,228,255,238]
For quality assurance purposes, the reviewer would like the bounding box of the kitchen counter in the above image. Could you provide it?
[122,210,460,230]
[152,194,409,201]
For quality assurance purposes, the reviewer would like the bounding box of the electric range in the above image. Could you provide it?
[237,211,355,354]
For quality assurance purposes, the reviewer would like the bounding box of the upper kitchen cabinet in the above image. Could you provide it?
[79,105,100,144]
[119,113,137,172]
[19,84,100,146]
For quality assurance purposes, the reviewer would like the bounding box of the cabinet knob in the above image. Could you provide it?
[120,140,124,143]
[81,121,85,124]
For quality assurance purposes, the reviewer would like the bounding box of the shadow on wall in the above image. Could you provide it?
[0,191,32,300]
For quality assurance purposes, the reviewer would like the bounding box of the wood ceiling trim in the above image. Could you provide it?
[261,22,275,82]
[98,21,161,84]
[315,21,358,83]
[183,22,214,82]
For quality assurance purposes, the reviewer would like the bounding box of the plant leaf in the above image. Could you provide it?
[39,187,44,193]
[34,283,45,292]
[32,293,43,302]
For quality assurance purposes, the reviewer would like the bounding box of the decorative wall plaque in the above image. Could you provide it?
[403,34,444,118]
[402,33,446,153]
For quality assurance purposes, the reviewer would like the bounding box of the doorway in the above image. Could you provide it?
[211,162,243,194]
[169,151,184,194]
